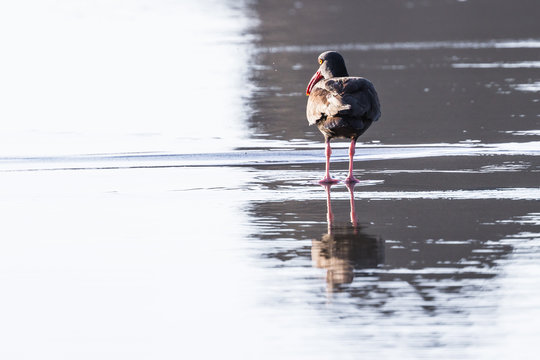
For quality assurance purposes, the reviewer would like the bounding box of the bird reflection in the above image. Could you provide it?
[311,183,384,292]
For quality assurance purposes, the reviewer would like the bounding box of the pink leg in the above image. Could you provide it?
[322,183,335,232]
[319,139,339,184]
[345,138,360,183]
[345,182,358,228]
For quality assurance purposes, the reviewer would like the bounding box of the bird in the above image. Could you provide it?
[306,51,381,184]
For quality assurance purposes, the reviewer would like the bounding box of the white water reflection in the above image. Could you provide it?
[245,186,540,202]
[504,130,540,136]
[0,166,261,358]
[472,213,540,359]
[0,1,261,359]
[2,141,538,171]
[512,82,540,92]
[339,188,540,201]
[0,0,254,156]
[452,61,540,69]
[258,38,540,54]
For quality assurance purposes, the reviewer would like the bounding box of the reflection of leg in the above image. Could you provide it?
[345,182,358,228]
[322,183,334,231]
[319,138,339,184]
[345,138,360,183]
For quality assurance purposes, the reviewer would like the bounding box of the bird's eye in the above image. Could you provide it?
[318,58,323,65]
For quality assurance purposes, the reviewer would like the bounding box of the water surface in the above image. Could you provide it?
[0,0,539,359]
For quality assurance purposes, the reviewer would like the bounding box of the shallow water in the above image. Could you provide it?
[0,0,539,359]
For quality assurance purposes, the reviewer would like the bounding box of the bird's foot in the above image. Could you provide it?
[319,176,339,185]
[344,176,360,184]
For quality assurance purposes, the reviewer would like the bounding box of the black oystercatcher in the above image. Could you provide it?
[306,51,381,184]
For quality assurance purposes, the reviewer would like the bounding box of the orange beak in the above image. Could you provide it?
[306,70,323,96]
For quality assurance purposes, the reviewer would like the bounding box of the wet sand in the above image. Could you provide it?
[0,0,539,359]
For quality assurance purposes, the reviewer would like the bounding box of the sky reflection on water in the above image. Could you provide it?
[0,0,254,156]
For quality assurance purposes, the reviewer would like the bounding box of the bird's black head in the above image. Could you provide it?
[306,51,349,95]
[318,51,349,78]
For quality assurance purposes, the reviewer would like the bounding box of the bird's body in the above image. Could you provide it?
[306,51,381,184]
[306,76,380,139]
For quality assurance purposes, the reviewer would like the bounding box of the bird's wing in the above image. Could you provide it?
[306,87,332,125]
[307,77,381,125]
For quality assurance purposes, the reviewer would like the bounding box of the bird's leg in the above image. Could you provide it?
[345,138,360,183]
[319,138,339,184]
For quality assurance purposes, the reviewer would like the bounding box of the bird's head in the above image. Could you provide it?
[306,51,349,96]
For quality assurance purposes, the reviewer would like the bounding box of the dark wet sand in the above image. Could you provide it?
[248,0,539,145]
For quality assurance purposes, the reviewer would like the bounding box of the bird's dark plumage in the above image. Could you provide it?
[306,76,380,138]
[305,51,381,183]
